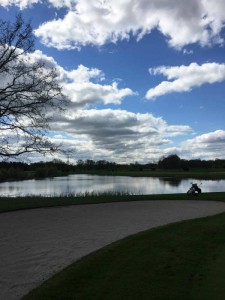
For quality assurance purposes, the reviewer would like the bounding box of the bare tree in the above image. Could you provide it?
[0,14,67,158]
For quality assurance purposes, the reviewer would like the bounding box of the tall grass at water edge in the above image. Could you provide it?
[1,191,225,213]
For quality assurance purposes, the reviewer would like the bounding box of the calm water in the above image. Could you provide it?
[0,174,224,197]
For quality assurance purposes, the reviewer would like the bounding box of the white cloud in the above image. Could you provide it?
[145,129,225,161]
[146,62,225,99]
[48,0,76,9]
[24,107,193,163]
[48,108,192,163]
[183,49,194,55]
[65,81,135,108]
[64,65,135,107]
[2,0,225,49]
[0,0,38,9]
[180,130,225,159]
[31,0,225,50]
[16,50,135,108]
[67,64,105,83]
[51,108,192,140]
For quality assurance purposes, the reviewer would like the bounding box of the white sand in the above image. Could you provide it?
[1,200,225,300]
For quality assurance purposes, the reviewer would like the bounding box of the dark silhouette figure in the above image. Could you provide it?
[187,183,202,195]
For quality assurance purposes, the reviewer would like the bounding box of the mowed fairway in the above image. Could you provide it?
[1,200,225,300]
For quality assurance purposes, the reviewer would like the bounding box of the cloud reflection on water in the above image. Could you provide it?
[0,175,224,197]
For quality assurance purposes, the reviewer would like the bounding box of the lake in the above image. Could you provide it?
[0,174,224,197]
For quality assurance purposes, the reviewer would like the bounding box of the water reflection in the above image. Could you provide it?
[0,174,224,197]
[159,177,182,187]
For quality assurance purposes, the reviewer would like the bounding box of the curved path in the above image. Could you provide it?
[1,200,225,300]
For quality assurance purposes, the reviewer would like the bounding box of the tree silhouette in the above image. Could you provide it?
[158,154,181,169]
[0,14,67,158]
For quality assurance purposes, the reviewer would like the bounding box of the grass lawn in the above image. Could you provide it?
[22,212,225,300]
[1,192,225,213]
[78,168,225,179]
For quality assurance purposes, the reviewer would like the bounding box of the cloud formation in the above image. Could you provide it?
[180,130,225,159]
[24,50,135,108]
[0,0,38,9]
[1,41,191,164]
[146,62,225,99]
[32,0,225,50]
[2,1,225,50]
[64,65,135,108]
[2,0,224,50]
[49,108,192,163]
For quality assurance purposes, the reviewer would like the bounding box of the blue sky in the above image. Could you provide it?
[1,0,225,163]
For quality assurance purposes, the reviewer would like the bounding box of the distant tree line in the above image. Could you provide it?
[75,155,225,171]
[0,155,225,182]
[0,159,71,181]
[157,154,225,170]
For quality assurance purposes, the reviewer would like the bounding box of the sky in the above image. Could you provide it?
[0,0,225,163]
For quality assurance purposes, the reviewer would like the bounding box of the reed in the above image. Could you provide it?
[1,192,225,213]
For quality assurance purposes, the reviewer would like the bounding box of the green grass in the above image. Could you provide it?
[1,192,225,213]
[78,168,225,179]
[22,212,225,300]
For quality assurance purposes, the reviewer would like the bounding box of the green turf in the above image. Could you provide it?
[22,212,225,300]
[77,169,225,179]
[1,192,225,213]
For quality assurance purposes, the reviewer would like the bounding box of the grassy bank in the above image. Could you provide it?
[0,192,225,213]
[1,168,225,183]
[23,212,225,300]
[77,168,225,179]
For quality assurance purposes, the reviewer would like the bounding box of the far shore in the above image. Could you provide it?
[75,169,225,179]
[0,168,225,185]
